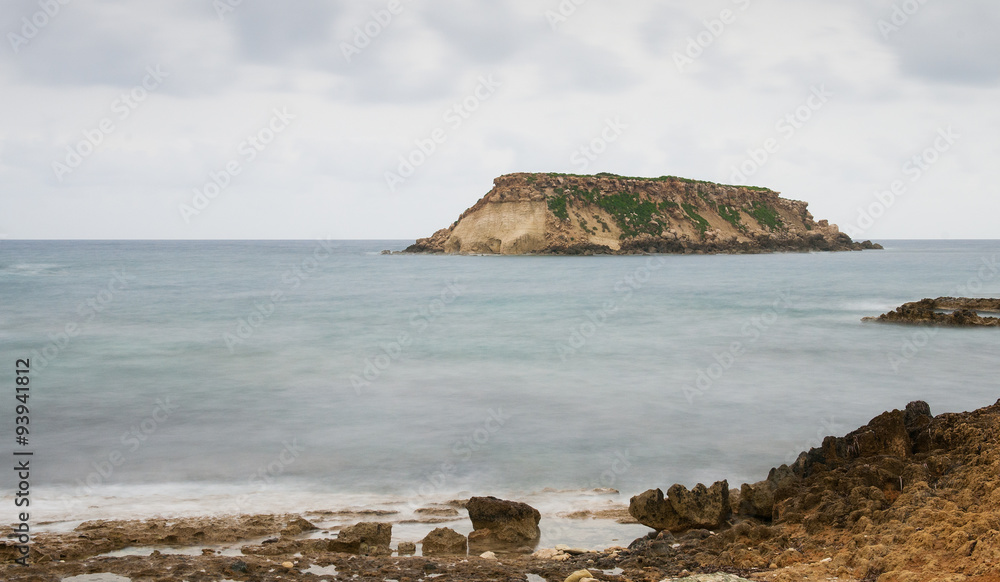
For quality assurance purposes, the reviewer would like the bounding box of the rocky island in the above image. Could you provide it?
[404,173,882,255]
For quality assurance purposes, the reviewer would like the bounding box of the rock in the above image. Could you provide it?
[739,464,798,520]
[397,541,416,555]
[415,507,461,517]
[420,527,467,556]
[667,575,755,582]
[280,516,317,536]
[479,550,497,560]
[327,522,391,554]
[229,560,248,573]
[532,548,561,559]
[863,297,1000,326]
[281,561,294,568]
[564,570,595,582]
[629,481,730,532]
[466,496,541,546]
[404,173,881,255]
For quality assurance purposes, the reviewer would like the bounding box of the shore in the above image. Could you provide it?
[5,398,1000,582]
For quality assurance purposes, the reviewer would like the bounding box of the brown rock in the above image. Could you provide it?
[327,522,391,554]
[420,527,467,556]
[280,516,317,537]
[466,496,541,544]
[740,464,799,520]
[863,297,1000,326]
[629,480,730,532]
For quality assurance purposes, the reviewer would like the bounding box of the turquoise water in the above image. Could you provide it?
[0,240,998,527]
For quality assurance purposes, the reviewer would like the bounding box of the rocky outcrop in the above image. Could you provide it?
[623,398,1000,581]
[629,481,731,532]
[420,527,468,556]
[864,297,1000,326]
[466,496,542,547]
[739,465,797,521]
[327,522,392,555]
[404,173,882,255]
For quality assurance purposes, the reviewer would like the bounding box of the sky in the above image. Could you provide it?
[1,0,998,240]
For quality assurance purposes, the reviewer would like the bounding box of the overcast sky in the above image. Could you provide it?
[1,0,998,240]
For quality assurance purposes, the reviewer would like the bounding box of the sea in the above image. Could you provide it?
[1,239,998,548]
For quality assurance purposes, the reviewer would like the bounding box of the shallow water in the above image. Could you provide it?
[1,239,998,532]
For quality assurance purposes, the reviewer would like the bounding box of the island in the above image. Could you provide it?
[404,173,882,255]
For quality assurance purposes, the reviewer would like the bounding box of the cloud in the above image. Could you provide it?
[1,1,238,95]
[0,0,998,239]
[878,1,1000,85]
[226,0,343,64]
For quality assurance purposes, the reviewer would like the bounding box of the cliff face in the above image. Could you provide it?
[405,173,881,255]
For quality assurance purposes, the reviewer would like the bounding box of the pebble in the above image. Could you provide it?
[565,570,594,582]
[479,551,497,560]
[281,561,294,568]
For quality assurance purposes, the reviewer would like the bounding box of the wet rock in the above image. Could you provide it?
[327,522,391,554]
[629,481,730,532]
[420,527,467,556]
[415,507,461,517]
[466,496,541,546]
[863,297,1000,326]
[397,541,416,555]
[280,516,317,537]
[229,560,249,573]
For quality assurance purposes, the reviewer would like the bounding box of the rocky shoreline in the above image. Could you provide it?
[863,297,1000,327]
[5,398,1000,581]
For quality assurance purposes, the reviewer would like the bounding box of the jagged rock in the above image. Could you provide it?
[629,481,730,532]
[466,496,541,546]
[396,541,416,555]
[327,522,391,554]
[739,465,798,520]
[420,527,467,556]
[404,173,881,255]
[863,297,1000,326]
